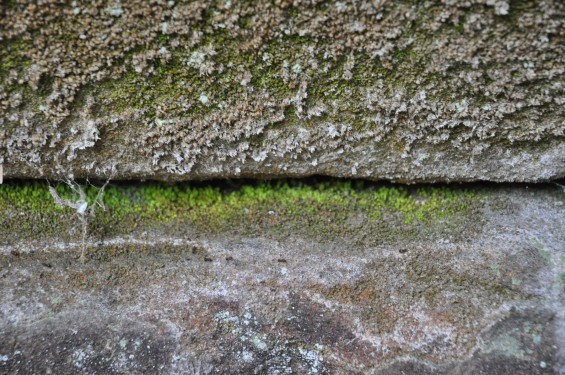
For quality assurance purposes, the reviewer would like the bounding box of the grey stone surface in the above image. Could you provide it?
[1,185,564,374]
[1,1,564,182]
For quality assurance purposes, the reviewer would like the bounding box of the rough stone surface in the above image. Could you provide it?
[1,1,564,182]
[1,184,564,373]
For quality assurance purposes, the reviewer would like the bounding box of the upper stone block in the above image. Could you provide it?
[1,0,564,182]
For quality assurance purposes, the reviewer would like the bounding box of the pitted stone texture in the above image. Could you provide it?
[1,1,564,182]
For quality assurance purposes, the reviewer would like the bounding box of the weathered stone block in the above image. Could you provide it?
[1,1,564,181]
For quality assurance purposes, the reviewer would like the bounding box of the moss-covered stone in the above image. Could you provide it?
[1,0,563,182]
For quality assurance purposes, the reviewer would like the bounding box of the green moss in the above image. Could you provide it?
[0,180,483,247]
[0,38,33,92]
[97,36,253,120]
[93,27,455,133]
[506,0,538,21]
[0,42,28,75]
[76,4,501,148]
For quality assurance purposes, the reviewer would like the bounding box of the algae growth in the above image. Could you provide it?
[0,180,482,248]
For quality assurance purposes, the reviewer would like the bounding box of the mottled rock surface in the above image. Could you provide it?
[1,182,564,373]
[1,0,564,182]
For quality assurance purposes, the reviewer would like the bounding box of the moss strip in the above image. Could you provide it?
[0,180,482,246]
